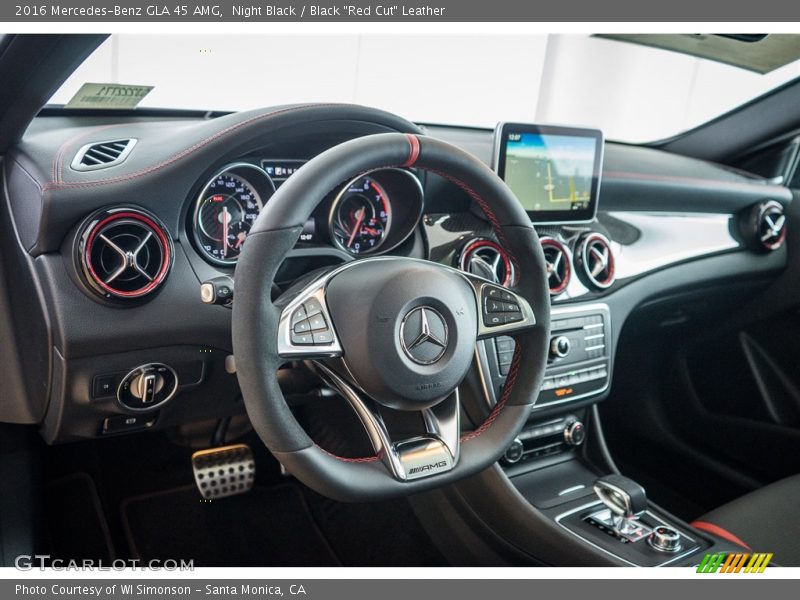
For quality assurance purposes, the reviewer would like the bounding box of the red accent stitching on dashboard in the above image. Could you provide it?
[604,170,782,193]
[691,521,751,549]
[53,123,125,183]
[44,103,346,191]
[461,345,522,442]
[314,443,383,463]
[403,134,420,167]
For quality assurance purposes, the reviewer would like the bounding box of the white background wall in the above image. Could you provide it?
[50,34,800,142]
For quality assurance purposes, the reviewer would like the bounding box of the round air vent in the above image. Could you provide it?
[77,207,173,301]
[539,237,571,296]
[457,238,513,287]
[744,200,786,252]
[575,232,615,290]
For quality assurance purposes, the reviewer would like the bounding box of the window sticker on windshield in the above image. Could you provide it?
[64,83,153,109]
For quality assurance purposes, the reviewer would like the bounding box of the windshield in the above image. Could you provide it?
[49,34,800,143]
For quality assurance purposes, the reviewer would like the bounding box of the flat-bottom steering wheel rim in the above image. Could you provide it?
[232,132,551,502]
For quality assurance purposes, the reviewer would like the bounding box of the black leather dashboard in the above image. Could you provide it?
[0,103,792,442]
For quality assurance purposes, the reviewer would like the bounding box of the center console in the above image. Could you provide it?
[411,121,738,567]
[554,473,704,566]
[478,304,611,410]
[476,303,612,468]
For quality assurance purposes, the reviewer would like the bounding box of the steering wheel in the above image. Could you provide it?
[232,133,550,501]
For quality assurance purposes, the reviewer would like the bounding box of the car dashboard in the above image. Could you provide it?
[0,103,791,446]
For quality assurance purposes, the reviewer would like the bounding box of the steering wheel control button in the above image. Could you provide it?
[480,283,529,329]
[485,313,504,326]
[286,298,334,346]
[649,526,682,553]
[312,330,334,344]
[485,286,516,301]
[117,363,178,411]
[486,298,505,313]
[291,331,314,345]
[307,313,328,331]
[290,306,307,326]
[293,319,311,333]
[303,298,323,318]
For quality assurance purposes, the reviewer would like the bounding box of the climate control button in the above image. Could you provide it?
[550,335,571,358]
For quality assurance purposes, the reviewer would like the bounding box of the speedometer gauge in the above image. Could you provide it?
[192,163,275,266]
[329,175,391,255]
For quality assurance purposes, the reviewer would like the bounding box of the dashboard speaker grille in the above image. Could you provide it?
[457,238,513,287]
[78,208,172,301]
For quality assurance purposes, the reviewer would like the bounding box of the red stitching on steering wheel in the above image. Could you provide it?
[461,345,521,442]
[312,137,525,462]
[314,443,383,463]
[424,167,520,276]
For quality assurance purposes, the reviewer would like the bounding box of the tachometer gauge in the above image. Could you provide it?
[329,175,391,255]
[192,163,274,266]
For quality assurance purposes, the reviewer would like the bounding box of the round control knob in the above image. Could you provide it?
[118,363,178,411]
[550,335,571,358]
[129,371,165,400]
[648,525,682,553]
[503,437,524,464]
[563,420,586,446]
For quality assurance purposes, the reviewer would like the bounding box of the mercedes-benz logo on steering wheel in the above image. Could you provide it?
[399,306,449,365]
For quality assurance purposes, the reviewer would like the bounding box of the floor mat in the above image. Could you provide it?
[302,488,448,567]
[44,473,115,562]
[121,484,340,566]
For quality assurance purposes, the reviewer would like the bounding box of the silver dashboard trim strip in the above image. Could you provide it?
[607,211,739,280]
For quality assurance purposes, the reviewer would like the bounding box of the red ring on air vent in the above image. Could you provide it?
[539,237,571,295]
[80,208,172,300]
[458,238,514,287]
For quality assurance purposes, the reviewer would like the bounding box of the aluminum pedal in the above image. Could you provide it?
[191,443,255,499]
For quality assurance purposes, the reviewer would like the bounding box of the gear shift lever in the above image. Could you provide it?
[594,474,647,519]
[593,474,683,553]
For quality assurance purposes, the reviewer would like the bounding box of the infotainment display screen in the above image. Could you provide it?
[494,123,604,224]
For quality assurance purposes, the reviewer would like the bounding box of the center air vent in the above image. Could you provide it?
[539,237,571,295]
[575,233,616,290]
[71,138,137,171]
[457,238,514,287]
[77,208,172,302]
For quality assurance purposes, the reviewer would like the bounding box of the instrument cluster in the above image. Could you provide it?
[189,160,424,267]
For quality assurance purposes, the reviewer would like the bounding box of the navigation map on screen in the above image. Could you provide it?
[503,132,597,214]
